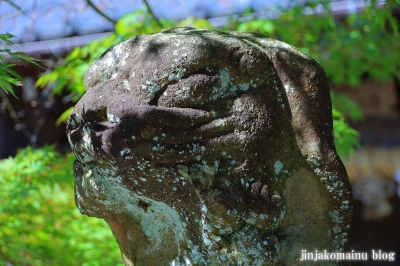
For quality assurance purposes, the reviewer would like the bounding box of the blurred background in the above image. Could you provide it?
[0,0,399,265]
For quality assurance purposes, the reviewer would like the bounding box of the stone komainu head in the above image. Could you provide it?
[66,28,352,265]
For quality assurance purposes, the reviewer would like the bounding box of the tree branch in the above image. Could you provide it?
[0,89,33,144]
[142,0,163,28]
[86,0,116,24]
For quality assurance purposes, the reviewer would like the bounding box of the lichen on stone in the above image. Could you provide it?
[67,27,352,266]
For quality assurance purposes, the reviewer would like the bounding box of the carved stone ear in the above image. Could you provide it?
[254,37,352,251]
[68,28,352,266]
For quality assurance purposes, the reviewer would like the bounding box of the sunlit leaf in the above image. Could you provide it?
[56,107,74,126]
[0,146,123,265]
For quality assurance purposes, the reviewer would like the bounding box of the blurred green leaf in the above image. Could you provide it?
[0,33,43,96]
[332,108,360,157]
[0,146,123,265]
[56,107,74,126]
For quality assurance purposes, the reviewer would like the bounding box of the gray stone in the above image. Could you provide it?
[66,28,352,265]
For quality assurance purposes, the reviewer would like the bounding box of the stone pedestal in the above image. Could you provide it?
[66,28,352,265]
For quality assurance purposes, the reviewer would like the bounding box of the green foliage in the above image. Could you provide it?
[231,1,400,86]
[0,33,42,96]
[331,91,363,122]
[330,91,363,157]
[332,108,360,158]
[0,146,123,266]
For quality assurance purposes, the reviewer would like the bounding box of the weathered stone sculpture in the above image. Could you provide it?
[66,28,352,265]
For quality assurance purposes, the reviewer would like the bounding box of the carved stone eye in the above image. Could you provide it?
[67,113,82,131]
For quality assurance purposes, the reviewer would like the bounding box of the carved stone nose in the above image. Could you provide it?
[66,113,84,149]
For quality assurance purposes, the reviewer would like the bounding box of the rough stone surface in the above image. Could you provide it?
[66,28,352,265]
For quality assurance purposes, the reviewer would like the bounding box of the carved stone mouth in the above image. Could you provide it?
[68,108,247,166]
